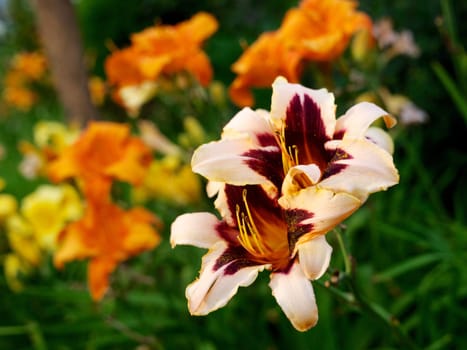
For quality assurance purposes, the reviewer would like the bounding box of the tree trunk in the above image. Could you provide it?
[31,0,98,126]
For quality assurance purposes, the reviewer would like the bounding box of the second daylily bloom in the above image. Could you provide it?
[171,77,399,331]
[48,121,152,200]
[229,31,303,107]
[54,198,161,301]
[105,12,218,113]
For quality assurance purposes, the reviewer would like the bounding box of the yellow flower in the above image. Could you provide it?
[178,116,207,149]
[0,194,18,222]
[21,184,83,251]
[6,215,42,266]
[4,253,29,292]
[34,121,80,155]
[17,121,79,179]
[136,156,201,206]
[88,76,107,106]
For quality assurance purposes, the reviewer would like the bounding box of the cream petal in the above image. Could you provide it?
[270,261,319,331]
[187,241,268,315]
[270,76,336,138]
[279,186,361,247]
[321,139,399,198]
[222,107,273,143]
[206,181,223,198]
[298,235,332,280]
[170,213,221,249]
[213,183,235,226]
[282,164,321,197]
[335,102,396,139]
[192,138,274,185]
[365,126,394,155]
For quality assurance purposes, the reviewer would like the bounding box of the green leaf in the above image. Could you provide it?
[432,62,467,125]
[373,253,444,283]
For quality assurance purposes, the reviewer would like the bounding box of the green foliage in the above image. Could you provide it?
[432,0,467,125]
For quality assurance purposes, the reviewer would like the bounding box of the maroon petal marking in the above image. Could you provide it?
[285,208,314,252]
[256,132,277,147]
[213,245,259,275]
[321,148,353,180]
[333,129,345,140]
[243,148,283,190]
[216,221,241,245]
[285,94,330,169]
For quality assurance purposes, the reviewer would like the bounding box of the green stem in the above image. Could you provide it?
[334,229,351,274]
[0,325,30,336]
[26,322,47,350]
[329,229,420,350]
[105,316,163,350]
[0,322,47,350]
[346,264,419,350]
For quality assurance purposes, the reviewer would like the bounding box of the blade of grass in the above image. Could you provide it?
[432,62,467,124]
[373,253,444,283]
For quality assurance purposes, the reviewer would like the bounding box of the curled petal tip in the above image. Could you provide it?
[383,113,397,128]
[273,76,288,85]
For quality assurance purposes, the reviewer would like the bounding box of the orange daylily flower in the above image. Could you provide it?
[229,32,303,107]
[279,0,372,62]
[2,52,48,111]
[48,121,152,199]
[105,12,218,90]
[229,0,372,106]
[3,86,37,111]
[12,52,47,81]
[54,198,161,300]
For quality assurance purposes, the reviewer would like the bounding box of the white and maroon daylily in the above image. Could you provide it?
[170,77,399,331]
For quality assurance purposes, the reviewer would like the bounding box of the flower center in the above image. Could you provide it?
[234,188,289,268]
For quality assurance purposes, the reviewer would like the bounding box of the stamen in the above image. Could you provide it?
[274,120,300,176]
[235,189,269,257]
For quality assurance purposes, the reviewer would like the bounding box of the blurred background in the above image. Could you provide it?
[0,0,466,349]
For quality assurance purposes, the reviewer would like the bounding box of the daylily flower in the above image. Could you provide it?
[5,214,42,267]
[229,32,303,107]
[2,51,48,111]
[0,194,18,222]
[18,121,79,179]
[279,0,373,62]
[229,0,372,106]
[54,198,161,301]
[11,52,47,81]
[105,12,218,112]
[133,155,202,206]
[47,121,152,200]
[21,184,83,251]
[171,77,399,331]
[4,253,29,292]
